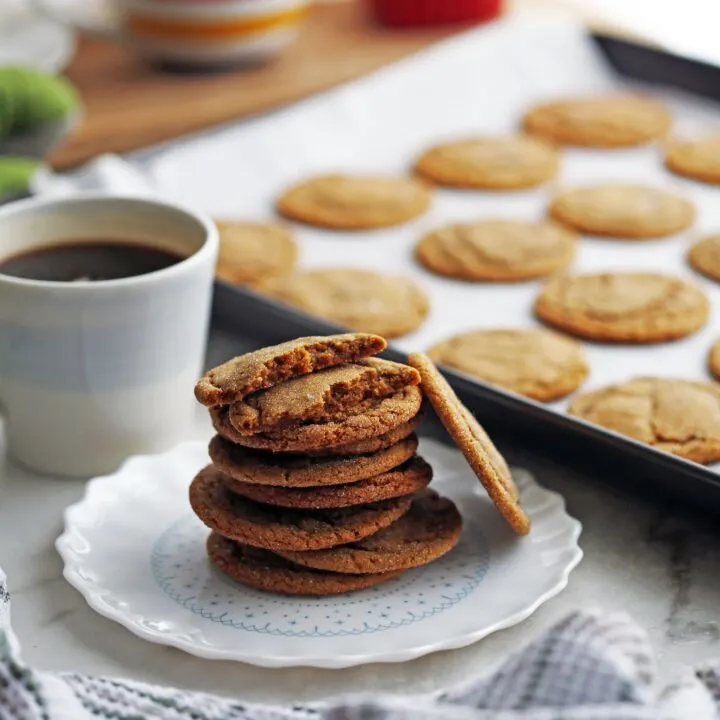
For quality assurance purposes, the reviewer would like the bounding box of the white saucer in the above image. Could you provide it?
[57,438,582,668]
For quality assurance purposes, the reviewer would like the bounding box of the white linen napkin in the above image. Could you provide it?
[31,154,157,198]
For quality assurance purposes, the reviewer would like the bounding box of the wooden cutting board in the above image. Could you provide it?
[49,2,458,169]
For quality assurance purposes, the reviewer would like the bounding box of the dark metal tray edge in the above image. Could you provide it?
[592,32,720,103]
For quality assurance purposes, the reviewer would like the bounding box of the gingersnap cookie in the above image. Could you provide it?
[534,272,709,343]
[190,465,412,551]
[427,328,589,402]
[224,457,432,509]
[304,416,422,457]
[666,134,720,184]
[195,333,385,407]
[549,184,694,239]
[276,174,431,230]
[277,489,462,574]
[688,234,720,282]
[708,340,720,381]
[209,433,418,487]
[215,220,298,286]
[408,353,529,535]
[207,534,403,596]
[522,94,671,148]
[416,220,576,282]
[213,407,420,458]
[210,385,422,454]
[227,358,420,436]
[414,136,559,190]
[569,377,720,464]
[257,269,429,339]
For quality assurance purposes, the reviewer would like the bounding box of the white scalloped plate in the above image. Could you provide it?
[56,438,582,668]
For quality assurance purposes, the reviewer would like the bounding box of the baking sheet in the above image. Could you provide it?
[146,13,720,469]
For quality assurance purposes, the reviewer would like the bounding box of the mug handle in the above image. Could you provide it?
[29,0,124,39]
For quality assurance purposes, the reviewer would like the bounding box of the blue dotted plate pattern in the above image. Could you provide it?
[151,514,490,638]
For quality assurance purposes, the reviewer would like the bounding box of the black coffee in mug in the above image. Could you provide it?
[0,240,184,282]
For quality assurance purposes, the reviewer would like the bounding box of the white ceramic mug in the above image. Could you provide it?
[0,194,218,477]
[32,0,309,67]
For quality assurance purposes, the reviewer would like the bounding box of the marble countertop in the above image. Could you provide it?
[0,331,719,705]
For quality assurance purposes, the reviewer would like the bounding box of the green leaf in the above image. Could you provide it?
[0,156,41,195]
[0,67,79,136]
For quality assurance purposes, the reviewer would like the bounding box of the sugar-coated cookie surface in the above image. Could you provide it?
[408,352,530,535]
[207,534,403,596]
[210,386,423,453]
[302,418,421,457]
[214,220,297,285]
[227,358,419,435]
[223,457,432,509]
[414,136,558,190]
[208,433,419,487]
[534,272,709,343]
[708,340,720,382]
[190,465,412,551]
[688,235,720,282]
[258,269,429,338]
[569,377,720,464]
[428,328,588,401]
[195,333,385,407]
[549,184,695,239]
[666,134,720,184]
[416,220,576,281]
[277,489,462,574]
[276,174,431,229]
[522,94,671,148]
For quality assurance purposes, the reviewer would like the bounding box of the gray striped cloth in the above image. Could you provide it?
[1,567,718,720]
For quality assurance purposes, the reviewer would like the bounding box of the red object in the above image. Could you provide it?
[370,0,503,27]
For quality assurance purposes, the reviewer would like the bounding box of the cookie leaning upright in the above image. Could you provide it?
[408,353,530,536]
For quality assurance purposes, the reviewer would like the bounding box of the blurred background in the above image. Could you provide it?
[0,0,712,196]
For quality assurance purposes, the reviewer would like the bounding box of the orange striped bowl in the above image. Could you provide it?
[118,0,310,66]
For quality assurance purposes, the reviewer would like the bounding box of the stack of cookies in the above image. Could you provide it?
[190,333,466,596]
